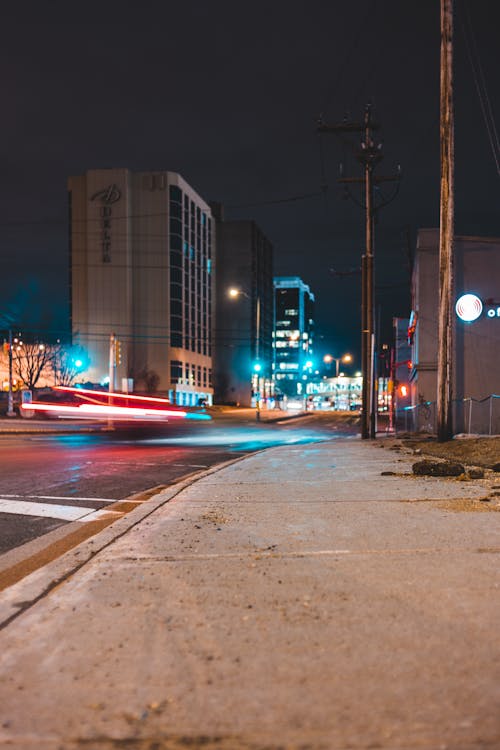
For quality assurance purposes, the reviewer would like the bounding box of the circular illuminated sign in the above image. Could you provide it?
[455,293,483,322]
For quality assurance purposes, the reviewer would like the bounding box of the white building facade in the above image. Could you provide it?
[69,169,215,405]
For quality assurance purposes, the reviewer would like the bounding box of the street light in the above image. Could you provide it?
[324,353,352,377]
[228,287,262,420]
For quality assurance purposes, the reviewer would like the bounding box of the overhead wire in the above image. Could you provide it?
[460,0,500,177]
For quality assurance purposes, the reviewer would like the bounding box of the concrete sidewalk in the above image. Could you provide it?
[0,438,499,749]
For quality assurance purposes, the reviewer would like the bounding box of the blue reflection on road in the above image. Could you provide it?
[137,428,327,452]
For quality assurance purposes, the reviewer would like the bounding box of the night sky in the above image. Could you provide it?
[1,1,499,371]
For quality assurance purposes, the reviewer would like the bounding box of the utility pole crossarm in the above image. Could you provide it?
[318,121,379,134]
[339,175,399,184]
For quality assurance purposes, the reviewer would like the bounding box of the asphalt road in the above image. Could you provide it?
[0,412,357,555]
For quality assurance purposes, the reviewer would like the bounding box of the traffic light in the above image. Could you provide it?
[252,362,262,373]
[2,342,10,354]
[115,339,122,366]
[399,384,409,398]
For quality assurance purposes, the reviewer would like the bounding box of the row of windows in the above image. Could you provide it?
[170,234,211,261]
[170,360,212,388]
[275,341,299,349]
[169,216,210,245]
[274,330,309,339]
[169,187,212,257]
[170,317,211,353]
[169,216,212,355]
[170,334,212,355]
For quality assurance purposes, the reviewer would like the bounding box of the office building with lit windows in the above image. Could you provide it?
[212,206,274,406]
[274,276,314,397]
[69,169,215,405]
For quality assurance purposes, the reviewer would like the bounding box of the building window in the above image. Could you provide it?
[170,249,182,268]
[171,267,182,285]
[170,217,182,236]
[170,300,182,316]
[170,201,182,219]
[170,360,183,383]
[169,185,182,203]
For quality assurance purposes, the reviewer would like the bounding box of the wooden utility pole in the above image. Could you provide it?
[361,105,378,439]
[318,106,397,439]
[437,0,454,441]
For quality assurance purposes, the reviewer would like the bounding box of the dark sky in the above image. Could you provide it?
[1,1,499,369]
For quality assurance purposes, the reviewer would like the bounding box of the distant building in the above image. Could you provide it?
[69,169,215,405]
[274,276,314,398]
[307,375,362,411]
[410,228,500,433]
[212,206,274,406]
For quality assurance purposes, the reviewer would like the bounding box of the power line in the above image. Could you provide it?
[225,190,325,209]
[460,0,500,177]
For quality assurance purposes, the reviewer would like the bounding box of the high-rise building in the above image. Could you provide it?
[274,277,314,397]
[212,207,274,406]
[69,169,215,405]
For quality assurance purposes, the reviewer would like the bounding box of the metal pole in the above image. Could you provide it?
[361,253,369,438]
[109,332,115,394]
[489,396,493,436]
[370,331,377,437]
[7,329,15,417]
[107,332,115,430]
[255,295,260,361]
[255,295,261,421]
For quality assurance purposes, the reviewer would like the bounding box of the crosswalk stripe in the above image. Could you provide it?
[0,494,116,503]
[0,499,121,522]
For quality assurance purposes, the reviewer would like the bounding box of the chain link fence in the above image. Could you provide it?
[395,395,500,436]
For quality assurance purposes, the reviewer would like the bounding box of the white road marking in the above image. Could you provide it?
[0,499,121,522]
[172,463,208,468]
[0,494,116,503]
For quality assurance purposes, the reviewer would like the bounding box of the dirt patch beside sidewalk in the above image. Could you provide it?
[402,436,500,469]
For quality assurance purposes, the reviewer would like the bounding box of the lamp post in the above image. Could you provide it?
[324,353,352,378]
[228,287,261,420]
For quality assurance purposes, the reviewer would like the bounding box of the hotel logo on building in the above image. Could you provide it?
[91,183,121,263]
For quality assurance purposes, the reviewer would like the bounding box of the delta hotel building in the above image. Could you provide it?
[69,169,215,405]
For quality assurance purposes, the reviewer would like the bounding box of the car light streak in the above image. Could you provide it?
[54,386,176,405]
[20,385,211,421]
[21,402,189,420]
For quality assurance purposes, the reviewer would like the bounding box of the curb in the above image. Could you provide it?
[0,450,262,631]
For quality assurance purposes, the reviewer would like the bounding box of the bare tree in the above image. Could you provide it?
[50,343,88,386]
[12,341,52,390]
